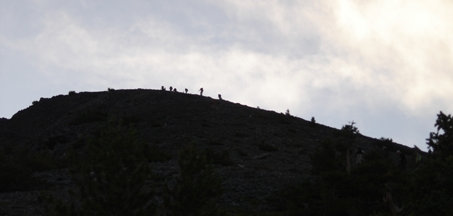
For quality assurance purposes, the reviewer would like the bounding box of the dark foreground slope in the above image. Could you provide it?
[0,89,419,215]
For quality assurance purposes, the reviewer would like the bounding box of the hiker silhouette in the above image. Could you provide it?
[199,88,204,96]
[185,88,188,94]
[161,86,166,91]
[169,86,173,91]
[174,88,177,92]
[218,94,222,100]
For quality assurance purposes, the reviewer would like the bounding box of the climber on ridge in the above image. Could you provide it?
[199,88,204,96]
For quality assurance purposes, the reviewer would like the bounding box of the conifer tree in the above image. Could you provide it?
[427,111,453,158]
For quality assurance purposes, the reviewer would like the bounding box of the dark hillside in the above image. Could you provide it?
[0,89,421,215]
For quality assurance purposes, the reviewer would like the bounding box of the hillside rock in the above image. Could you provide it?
[0,89,418,215]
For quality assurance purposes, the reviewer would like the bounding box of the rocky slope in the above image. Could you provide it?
[0,89,418,215]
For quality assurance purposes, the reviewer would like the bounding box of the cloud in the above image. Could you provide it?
[320,0,453,114]
[8,2,451,111]
[215,0,453,114]
[2,0,453,149]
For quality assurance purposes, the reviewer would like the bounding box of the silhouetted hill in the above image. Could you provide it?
[0,89,420,215]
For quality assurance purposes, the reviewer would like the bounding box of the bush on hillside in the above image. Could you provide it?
[0,146,55,192]
[164,144,224,216]
[50,123,155,215]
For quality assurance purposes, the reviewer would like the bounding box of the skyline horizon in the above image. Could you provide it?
[0,86,440,151]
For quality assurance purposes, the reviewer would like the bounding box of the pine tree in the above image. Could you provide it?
[427,111,453,158]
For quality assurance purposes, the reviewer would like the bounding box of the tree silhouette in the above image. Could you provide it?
[340,121,359,174]
[408,111,453,215]
[427,111,453,158]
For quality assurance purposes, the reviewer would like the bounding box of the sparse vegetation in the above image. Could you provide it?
[234,131,249,138]
[164,144,224,216]
[427,111,453,157]
[54,123,155,215]
[146,144,172,162]
[380,137,393,143]
[206,148,234,166]
[277,139,408,215]
[285,109,290,116]
[340,121,360,137]
[339,121,360,174]
[4,90,453,215]
[258,141,278,152]
[70,110,108,125]
[0,146,56,192]
[407,111,453,215]
[274,112,453,216]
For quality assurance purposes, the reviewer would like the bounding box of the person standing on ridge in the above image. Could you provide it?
[185,88,188,94]
[218,94,222,100]
[199,88,204,96]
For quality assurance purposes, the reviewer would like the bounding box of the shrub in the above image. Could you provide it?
[146,144,172,162]
[258,141,278,152]
[285,109,290,116]
[0,156,35,192]
[165,144,224,216]
[379,137,393,143]
[70,110,108,125]
[57,123,155,215]
[310,117,316,126]
[311,140,338,174]
[68,91,76,96]
[340,121,360,138]
[0,146,53,192]
[234,131,249,138]
[206,149,234,166]
[277,142,406,216]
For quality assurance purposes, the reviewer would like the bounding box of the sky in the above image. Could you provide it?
[1,0,453,150]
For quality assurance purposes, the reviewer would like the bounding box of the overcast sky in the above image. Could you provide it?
[1,0,453,150]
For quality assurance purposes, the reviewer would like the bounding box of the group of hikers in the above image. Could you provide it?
[161,86,222,100]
